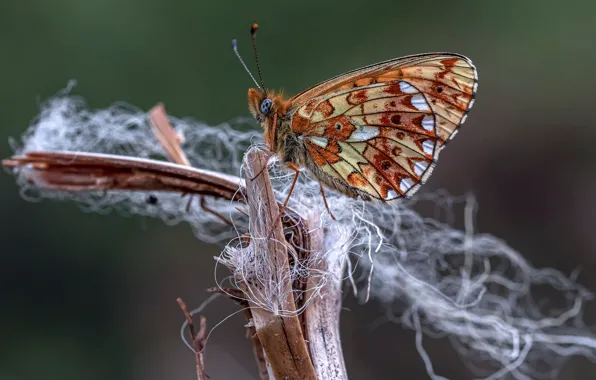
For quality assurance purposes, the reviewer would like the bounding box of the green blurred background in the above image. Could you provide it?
[2,1,596,379]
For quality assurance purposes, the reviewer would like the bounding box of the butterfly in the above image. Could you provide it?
[237,24,477,219]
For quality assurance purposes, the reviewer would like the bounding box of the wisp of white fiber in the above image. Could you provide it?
[8,84,596,380]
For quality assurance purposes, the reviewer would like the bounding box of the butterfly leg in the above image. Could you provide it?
[318,183,336,220]
[280,162,300,212]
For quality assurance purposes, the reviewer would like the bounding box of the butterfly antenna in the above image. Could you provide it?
[232,39,261,89]
[250,23,267,94]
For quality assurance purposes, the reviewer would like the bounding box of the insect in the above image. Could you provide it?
[235,24,477,219]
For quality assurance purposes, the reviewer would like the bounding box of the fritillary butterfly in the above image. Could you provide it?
[237,24,478,219]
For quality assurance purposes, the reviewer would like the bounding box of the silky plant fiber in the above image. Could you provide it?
[7,84,596,380]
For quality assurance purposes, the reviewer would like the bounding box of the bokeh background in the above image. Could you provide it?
[2,1,596,379]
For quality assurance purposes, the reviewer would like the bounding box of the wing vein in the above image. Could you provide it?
[344,141,403,197]
[358,140,421,182]
[308,142,384,200]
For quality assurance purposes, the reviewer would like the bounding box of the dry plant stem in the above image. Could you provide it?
[2,151,305,229]
[2,151,244,201]
[177,297,207,380]
[149,103,191,166]
[3,150,347,379]
[304,215,348,379]
[151,106,269,378]
[147,104,234,226]
[243,150,317,380]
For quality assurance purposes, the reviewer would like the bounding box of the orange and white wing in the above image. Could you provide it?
[290,53,477,202]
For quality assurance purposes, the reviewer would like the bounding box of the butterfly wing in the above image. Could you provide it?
[289,53,477,202]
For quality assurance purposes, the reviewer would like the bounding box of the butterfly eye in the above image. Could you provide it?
[260,98,273,115]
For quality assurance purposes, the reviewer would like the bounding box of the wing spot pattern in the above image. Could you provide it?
[414,161,429,176]
[309,136,329,148]
[411,94,430,111]
[347,125,380,141]
[400,178,414,192]
[399,81,418,94]
[422,140,434,155]
[421,115,434,132]
[385,189,399,200]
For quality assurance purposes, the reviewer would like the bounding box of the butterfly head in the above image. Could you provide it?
[248,88,292,151]
[248,88,272,123]
[248,88,290,121]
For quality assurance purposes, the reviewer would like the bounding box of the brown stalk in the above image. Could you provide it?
[240,150,317,380]
[149,103,191,166]
[303,214,348,379]
[148,103,234,226]
[2,151,245,201]
[177,297,208,380]
[2,104,348,380]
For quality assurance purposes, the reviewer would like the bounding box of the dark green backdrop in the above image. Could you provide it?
[2,1,596,379]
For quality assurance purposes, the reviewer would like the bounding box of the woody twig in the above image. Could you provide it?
[1,151,244,201]
[238,149,317,380]
[1,104,349,380]
[228,150,348,380]
[177,297,208,380]
[302,214,349,379]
